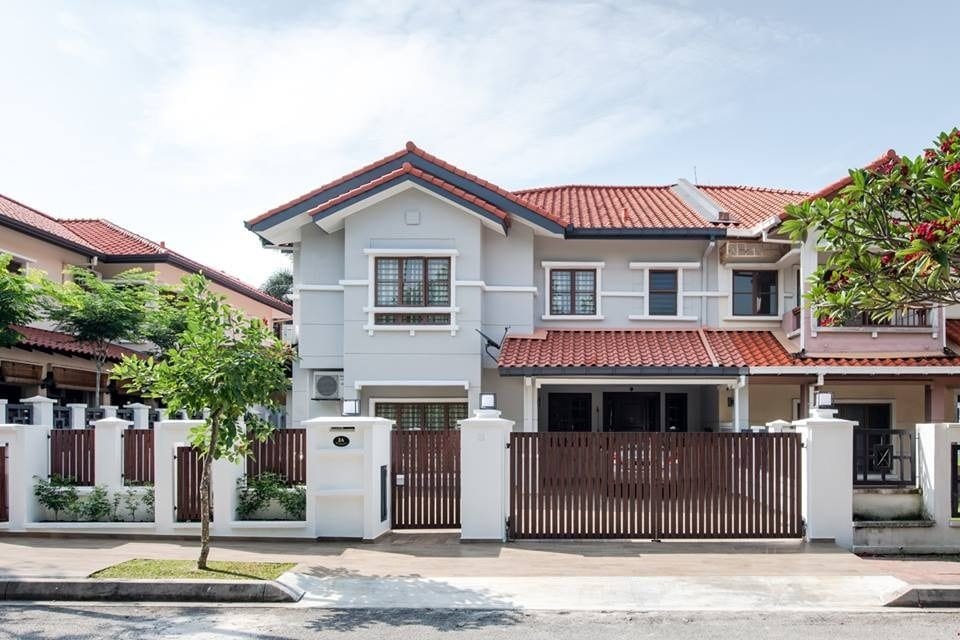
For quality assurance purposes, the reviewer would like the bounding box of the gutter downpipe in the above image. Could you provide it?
[701,241,715,322]
[730,374,747,433]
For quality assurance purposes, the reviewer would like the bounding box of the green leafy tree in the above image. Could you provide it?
[0,253,43,347]
[141,284,188,355]
[111,275,292,569]
[41,267,159,407]
[261,268,292,303]
[782,128,960,324]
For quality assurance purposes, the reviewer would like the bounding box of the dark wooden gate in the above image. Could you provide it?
[391,430,460,529]
[50,429,95,486]
[123,430,154,485]
[175,445,210,522]
[509,432,802,539]
[0,445,8,522]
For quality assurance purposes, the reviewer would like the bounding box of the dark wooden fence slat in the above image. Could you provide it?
[50,429,95,486]
[508,431,803,540]
[0,445,8,522]
[390,430,461,529]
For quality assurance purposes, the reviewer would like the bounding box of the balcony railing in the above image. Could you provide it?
[818,308,931,329]
[853,428,916,487]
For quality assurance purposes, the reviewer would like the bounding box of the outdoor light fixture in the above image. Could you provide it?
[341,399,360,416]
[479,392,497,410]
[814,391,834,408]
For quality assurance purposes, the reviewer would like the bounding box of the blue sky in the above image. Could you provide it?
[1,1,957,285]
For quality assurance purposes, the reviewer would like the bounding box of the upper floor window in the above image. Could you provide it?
[648,270,678,316]
[733,270,778,316]
[550,269,596,316]
[374,257,451,325]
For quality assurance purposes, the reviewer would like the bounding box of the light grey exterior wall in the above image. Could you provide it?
[533,237,719,328]
[285,186,797,425]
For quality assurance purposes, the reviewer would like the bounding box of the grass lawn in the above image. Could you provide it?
[90,559,296,581]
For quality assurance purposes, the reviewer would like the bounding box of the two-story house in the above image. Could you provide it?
[247,142,960,439]
[1,193,291,408]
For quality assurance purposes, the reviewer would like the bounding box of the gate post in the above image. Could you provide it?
[0,422,50,529]
[459,409,514,541]
[915,423,960,548]
[793,408,856,548]
[302,416,393,541]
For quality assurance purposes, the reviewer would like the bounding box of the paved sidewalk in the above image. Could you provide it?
[0,532,956,610]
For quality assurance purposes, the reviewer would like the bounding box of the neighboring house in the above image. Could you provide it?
[247,141,960,438]
[1,193,291,407]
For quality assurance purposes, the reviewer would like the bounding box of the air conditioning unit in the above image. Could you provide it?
[312,371,343,401]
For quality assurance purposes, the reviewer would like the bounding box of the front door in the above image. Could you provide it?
[603,392,659,432]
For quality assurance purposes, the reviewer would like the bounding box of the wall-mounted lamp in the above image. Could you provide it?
[814,391,834,408]
[479,392,497,410]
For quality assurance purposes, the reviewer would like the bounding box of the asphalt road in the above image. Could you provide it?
[1,605,959,639]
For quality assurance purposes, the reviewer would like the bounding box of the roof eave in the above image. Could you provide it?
[498,365,747,376]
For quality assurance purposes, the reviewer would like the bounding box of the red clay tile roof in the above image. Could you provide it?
[11,325,138,362]
[306,162,510,222]
[500,329,960,371]
[697,186,810,228]
[0,194,97,251]
[7,215,291,315]
[60,219,162,255]
[805,149,899,202]
[251,142,811,233]
[247,141,560,229]
[498,329,719,369]
[513,185,712,229]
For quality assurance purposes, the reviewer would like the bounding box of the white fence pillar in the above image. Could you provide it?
[0,423,50,530]
[124,403,151,429]
[212,457,244,536]
[460,409,514,541]
[100,405,118,420]
[153,419,201,535]
[67,404,87,429]
[93,417,130,490]
[793,408,855,548]
[302,416,392,540]
[916,423,960,548]
[23,396,55,426]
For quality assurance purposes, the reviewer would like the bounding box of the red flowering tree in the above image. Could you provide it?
[782,128,960,324]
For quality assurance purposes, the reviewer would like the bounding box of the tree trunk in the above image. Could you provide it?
[197,416,219,570]
[93,361,102,409]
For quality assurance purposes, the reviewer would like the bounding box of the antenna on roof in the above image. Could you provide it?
[693,165,698,184]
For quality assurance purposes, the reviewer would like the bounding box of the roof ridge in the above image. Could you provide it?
[514,183,677,194]
[697,184,812,196]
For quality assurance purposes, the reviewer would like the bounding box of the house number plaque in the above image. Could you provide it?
[333,435,350,447]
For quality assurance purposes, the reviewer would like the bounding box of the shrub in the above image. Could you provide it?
[34,475,78,521]
[236,473,305,521]
[75,486,112,522]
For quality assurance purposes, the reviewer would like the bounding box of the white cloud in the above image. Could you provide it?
[0,0,805,286]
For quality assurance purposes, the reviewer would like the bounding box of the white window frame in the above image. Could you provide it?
[541,261,605,320]
[362,248,459,335]
[627,262,699,321]
[728,267,782,320]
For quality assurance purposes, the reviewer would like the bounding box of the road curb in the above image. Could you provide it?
[0,578,304,603]
[883,585,960,608]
